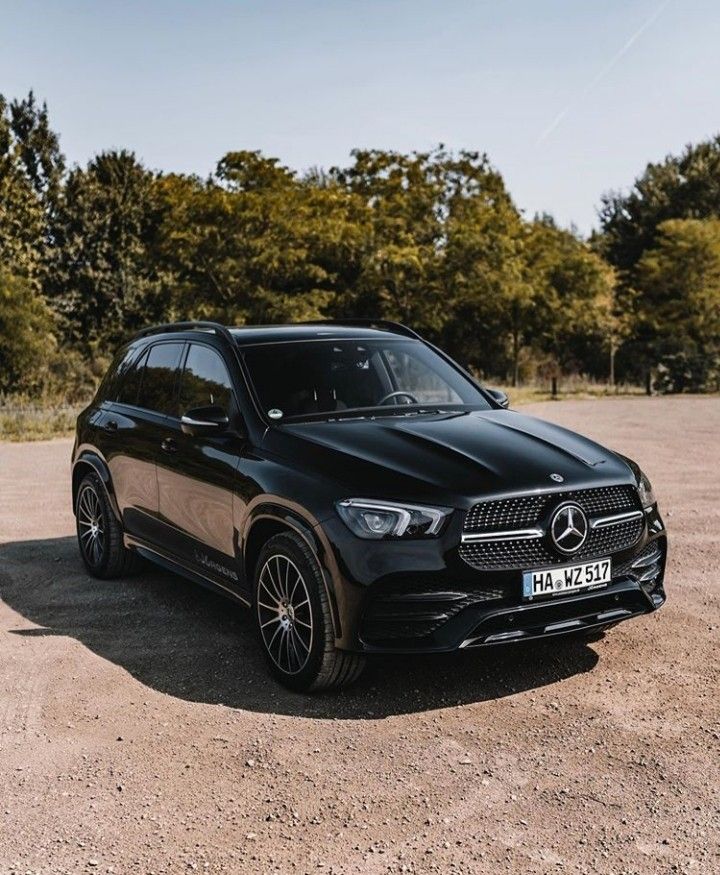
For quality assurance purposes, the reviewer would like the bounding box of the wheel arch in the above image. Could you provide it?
[72,453,121,521]
[242,506,341,637]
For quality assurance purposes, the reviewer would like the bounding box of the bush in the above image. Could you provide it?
[654,352,720,394]
[0,271,57,394]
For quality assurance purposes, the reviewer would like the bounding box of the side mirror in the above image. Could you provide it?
[486,388,509,409]
[181,405,230,436]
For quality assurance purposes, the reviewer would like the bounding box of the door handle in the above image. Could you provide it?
[161,437,178,454]
[103,419,118,433]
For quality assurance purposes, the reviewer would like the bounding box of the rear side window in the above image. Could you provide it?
[95,348,127,403]
[137,342,184,416]
[180,344,233,413]
[115,348,147,406]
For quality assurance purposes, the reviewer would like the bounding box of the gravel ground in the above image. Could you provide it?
[0,396,718,875]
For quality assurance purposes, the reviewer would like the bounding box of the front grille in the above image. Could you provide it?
[460,485,643,571]
[464,485,639,532]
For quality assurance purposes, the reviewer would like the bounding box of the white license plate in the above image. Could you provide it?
[522,558,612,600]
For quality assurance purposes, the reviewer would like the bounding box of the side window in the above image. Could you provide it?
[180,344,233,413]
[137,343,184,416]
[95,348,127,403]
[116,348,148,406]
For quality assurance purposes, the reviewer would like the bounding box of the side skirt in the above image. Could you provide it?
[125,536,251,608]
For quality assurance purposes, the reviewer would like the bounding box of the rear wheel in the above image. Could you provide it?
[254,531,365,692]
[75,472,139,578]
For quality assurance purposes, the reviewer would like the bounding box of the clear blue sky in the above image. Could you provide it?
[2,0,718,233]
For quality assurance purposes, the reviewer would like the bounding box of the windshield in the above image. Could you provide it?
[241,338,491,421]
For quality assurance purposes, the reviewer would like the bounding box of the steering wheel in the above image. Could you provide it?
[377,390,420,406]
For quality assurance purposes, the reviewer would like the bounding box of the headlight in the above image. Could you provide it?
[637,471,656,509]
[335,499,451,539]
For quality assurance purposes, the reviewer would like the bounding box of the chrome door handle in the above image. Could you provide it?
[161,437,177,454]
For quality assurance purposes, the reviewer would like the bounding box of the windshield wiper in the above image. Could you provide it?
[282,406,466,424]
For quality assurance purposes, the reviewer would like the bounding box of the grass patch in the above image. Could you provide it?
[0,401,85,441]
[496,382,647,406]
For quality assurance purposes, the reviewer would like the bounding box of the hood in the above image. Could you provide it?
[267,409,636,506]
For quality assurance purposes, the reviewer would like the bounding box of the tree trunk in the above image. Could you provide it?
[609,339,616,389]
[512,327,520,388]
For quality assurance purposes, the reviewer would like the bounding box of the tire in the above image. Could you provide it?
[75,472,140,579]
[253,531,366,692]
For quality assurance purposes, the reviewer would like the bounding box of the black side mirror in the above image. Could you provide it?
[486,388,509,409]
[181,405,230,436]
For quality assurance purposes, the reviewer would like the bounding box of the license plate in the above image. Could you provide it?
[522,558,612,600]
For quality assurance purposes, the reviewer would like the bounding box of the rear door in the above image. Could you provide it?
[104,341,184,545]
[156,341,242,584]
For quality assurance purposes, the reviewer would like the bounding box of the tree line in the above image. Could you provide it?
[1,91,718,399]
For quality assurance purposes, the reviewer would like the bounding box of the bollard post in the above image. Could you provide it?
[551,376,558,398]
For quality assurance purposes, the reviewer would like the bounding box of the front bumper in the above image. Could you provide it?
[319,506,667,654]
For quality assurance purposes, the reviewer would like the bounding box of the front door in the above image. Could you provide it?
[156,341,243,587]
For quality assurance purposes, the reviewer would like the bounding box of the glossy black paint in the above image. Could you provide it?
[73,323,667,653]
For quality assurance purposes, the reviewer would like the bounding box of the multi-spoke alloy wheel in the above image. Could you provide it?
[77,482,106,568]
[256,554,313,675]
[74,471,140,579]
[253,532,366,691]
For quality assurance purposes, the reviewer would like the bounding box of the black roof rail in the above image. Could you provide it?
[299,319,423,340]
[132,321,236,345]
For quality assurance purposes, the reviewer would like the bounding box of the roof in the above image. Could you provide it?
[130,320,419,348]
[229,324,408,346]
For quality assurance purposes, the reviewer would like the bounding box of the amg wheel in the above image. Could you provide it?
[75,472,139,579]
[254,531,365,692]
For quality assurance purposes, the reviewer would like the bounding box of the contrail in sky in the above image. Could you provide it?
[536,0,672,145]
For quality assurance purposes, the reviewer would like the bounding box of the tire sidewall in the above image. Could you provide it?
[76,473,111,576]
[253,532,329,691]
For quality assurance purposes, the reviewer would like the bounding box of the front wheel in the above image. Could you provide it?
[253,531,365,692]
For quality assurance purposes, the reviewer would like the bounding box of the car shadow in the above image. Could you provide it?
[0,536,600,718]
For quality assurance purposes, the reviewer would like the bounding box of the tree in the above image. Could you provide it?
[153,157,370,326]
[48,150,166,348]
[598,136,720,276]
[525,218,624,383]
[0,271,56,393]
[442,191,531,383]
[0,91,64,290]
[634,218,720,390]
[334,146,519,355]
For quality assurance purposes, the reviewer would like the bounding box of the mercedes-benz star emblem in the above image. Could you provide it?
[550,473,564,483]
[550,503,588,554]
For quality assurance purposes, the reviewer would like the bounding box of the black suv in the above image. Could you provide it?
[72,320,667,691]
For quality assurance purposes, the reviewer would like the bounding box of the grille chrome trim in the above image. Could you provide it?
[460,485,644,571]
[461,527,543,543]
[590,509,644,529]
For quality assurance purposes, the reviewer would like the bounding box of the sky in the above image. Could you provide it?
[2,0,719,233]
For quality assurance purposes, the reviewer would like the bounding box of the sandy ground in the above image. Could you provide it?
[0,396,718,875]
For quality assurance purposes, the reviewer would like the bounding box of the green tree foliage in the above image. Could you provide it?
[48,150,166,348]
[0,271,56,392]
[442,188,530,383]
[634,219,720,390]
[154,160,369,326]
[525,217,623,382]
[599,136,720,275]
[0,91,63,288]
[1,89,718,401]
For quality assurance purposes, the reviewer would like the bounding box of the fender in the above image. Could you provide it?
[240,501,341,637]
[71,452,121,521]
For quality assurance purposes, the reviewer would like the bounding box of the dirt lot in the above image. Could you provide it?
[1,397,718,874]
